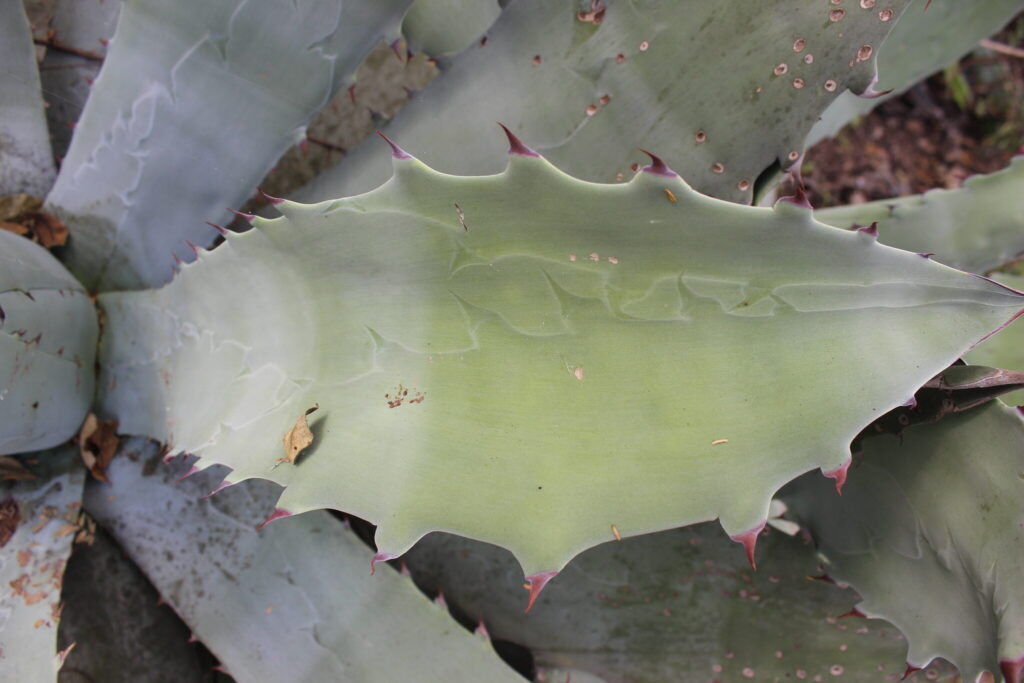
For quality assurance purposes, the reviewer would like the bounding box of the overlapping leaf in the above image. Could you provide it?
[816,157,1024,273]
[0,231,97,456]
[97,139,1024,581]
[783,401,1024,682]
[84,438,521,683]
[45,0,413,290]
[404,523,957,683]
[0,0,57,197]
[298,0,915,205]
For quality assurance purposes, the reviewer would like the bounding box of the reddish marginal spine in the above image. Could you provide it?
[497,122,540,157]
[1002,656,1024,683]
[370,551,398,576]
[899,664,922,681]
[204,221,229,237]
[256,507,292,531]
[376,131,412,159]
[729,521,766,571]
[259,188,284,205]
[823,458,851,495]
[838,608,866,619]
[228,208,255,223]
[524,570,558,613]
[857,221,879,238]
[639,149,678,177]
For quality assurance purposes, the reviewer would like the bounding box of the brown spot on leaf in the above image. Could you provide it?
[78,414,119,482]
[278,404,319,464]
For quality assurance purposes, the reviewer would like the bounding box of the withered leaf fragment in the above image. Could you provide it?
[278,404,319,465]
[78,414,119,482]
[0,456,37,481]
[0,194,68,248]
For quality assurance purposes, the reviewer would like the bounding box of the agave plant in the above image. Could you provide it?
[2,0,1024,681]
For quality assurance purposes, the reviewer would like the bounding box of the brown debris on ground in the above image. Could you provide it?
[792,14,1024,207]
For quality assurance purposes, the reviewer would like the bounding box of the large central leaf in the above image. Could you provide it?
[97,137,1024,582]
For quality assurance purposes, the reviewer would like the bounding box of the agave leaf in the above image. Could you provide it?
[31,0,122,161]
[816,157,1024,274]
[782,401,1024,682]
[0,447,85,681]
[403,523,958,683]
[0,0,57,197]
[96,139,1024,582]
[402,0,503,57]
[45,0,413,291]
[0,231,97,456]
[808,0,1024,146]
[297,0,914,205]
[965,274,1024,406]
[83,438,521,683]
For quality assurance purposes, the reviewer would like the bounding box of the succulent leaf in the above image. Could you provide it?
[402,0,503,57]
[816,157,1024,274]
[809,0,1024,145]
[0,231,97,456]
[965,274,1024,406]
[0,447,86,680]
[45,0,413,290]
[298,0,915,205]
[83,439,522,683]
[0,0,57,197]
[404,524,957,683]
[783,401,1024,682]
[97,141,1024,578]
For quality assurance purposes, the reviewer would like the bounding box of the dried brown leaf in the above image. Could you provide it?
[25,211,68,248]
[278,403,319,465]
[0,194,42,221]
[0,498,20,548]
[77,414,119,482]
[0,456,37,481]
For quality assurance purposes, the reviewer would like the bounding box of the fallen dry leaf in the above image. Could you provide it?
[0,194,68,248]
[78,414,119,482]
[278,403,319,464]
[0,194,42,220]
[0,456,37,481]
[0,499,20,548]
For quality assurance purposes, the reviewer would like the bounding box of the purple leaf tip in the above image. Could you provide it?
[524,570,558,613]
[185,240,200,257]
[204,221,229,237]
[639,149,678,177]
[729,522,766,571]
[823,459,851,495]
[259,188,284,205]
[376,131,412,159]
[256,507,292,531]
[497,123,539,157]
[1002,657,1024,683]
[228,208,255,223]
[917,252,935,259]
[857,221,879,238]
[370,551,398,575]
